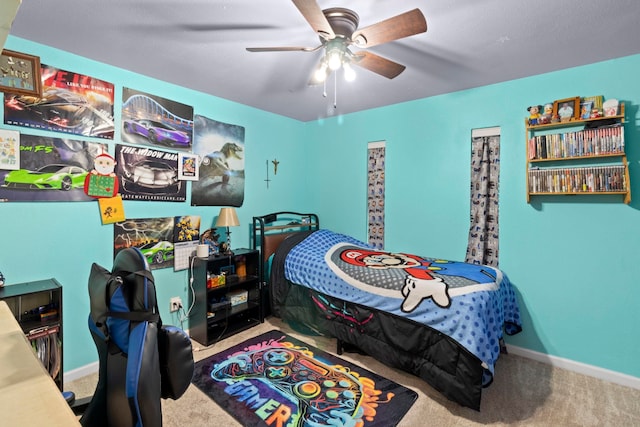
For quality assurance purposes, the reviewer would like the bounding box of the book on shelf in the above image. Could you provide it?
[528,124,624,160]
[528,165,625,193]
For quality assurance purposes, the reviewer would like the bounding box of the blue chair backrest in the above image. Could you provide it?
[83,247,162,427]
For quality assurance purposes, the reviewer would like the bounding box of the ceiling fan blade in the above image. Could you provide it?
[351,51,406,79]
[352,9,427,48]
[176,23,279,32]
[292,0,335,39]
[246,45,321,52]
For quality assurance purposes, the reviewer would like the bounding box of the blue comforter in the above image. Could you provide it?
[284,229,521,383]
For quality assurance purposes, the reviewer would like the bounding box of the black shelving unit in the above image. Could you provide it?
[0,278,64,391]
[188,249,261,346]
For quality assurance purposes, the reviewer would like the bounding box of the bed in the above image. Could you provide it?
[252,212,522,410]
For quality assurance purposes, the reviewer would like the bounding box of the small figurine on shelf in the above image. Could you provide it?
[603,99,619,117]
[219,241,230,255]
[527,105,541,125]
[539,103,553,124]
[200,228,221,256]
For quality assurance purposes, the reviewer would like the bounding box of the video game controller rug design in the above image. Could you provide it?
[192,330,417,427]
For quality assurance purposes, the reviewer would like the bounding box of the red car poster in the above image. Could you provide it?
[4,64,114,139]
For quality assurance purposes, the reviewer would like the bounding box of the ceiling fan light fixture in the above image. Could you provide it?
[314,62,329,83]
[327,48,343,70]
[343,62,356,82]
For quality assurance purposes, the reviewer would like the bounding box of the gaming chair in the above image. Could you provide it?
[81,247,194,427]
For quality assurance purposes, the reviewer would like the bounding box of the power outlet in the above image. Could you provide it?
[170,297,182,313]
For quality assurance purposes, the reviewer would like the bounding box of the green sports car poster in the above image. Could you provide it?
[113,215,201,271]
[113,216,175,270]
[0,133,107,202]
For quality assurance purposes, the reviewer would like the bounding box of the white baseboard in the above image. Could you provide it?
[63,343,640,392]
[64,361,99,384]
[62,329,191,385]
[506,344,640,390]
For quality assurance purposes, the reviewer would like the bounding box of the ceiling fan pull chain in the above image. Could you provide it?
[323,80,327,98]
[334,71,338,109]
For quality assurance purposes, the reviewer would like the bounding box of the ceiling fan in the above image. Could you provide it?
[246,0,427,85]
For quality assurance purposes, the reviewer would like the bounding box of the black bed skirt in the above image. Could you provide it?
[272,281,484,410]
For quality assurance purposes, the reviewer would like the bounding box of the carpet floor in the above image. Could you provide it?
[67,317,640,426]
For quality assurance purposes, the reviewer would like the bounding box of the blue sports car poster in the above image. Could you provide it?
[121,88,193,152]
[0,133,107,202]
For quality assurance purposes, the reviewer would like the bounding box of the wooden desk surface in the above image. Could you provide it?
[0,301,80,426]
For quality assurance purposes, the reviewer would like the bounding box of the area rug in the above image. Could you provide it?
[192,330,417,427]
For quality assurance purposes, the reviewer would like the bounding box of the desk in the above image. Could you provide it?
[0,301,80,426]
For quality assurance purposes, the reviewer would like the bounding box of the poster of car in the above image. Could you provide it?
[114,217,175,270]
[121,88,193,152]
[3,64,115,139]
[115,144,186,202]
[0,133,107,202]
[191,114,245,207]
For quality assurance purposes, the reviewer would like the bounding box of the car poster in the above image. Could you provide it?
[0,133,107,202]
[121,88,193,152]
[115,143,186,202]
[114,217,175,270]
[191,114,245,207]
[3,64,114,139]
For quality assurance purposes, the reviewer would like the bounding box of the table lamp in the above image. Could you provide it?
[215,207,239,255]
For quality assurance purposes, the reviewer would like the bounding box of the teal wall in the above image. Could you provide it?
[1,36,638,380]
[0,37,313,372]
[303,55,640,378]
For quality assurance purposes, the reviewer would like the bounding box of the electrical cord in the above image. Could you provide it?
[181,252,235,345]
[212,304,230,344]
[178,255,198,329]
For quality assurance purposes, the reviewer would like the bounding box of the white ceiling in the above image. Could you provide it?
[8,0,640,122]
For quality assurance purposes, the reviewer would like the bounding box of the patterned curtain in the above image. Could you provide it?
[466,132,500,267]
[367,141,385,249]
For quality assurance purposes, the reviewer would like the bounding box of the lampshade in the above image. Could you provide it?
[215,207,239,227]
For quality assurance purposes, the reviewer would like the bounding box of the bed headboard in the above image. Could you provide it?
[252,212,319,282]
